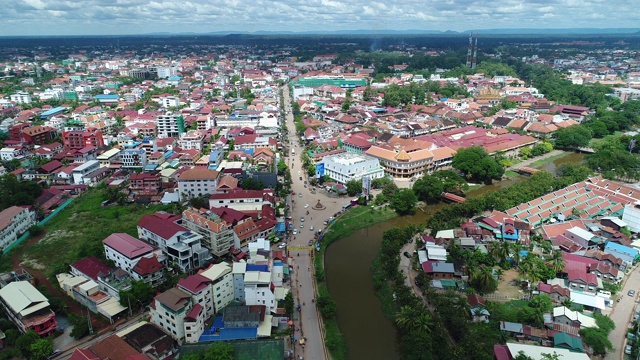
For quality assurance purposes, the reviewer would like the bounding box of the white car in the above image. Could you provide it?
[304,204,309,208]
[278,243,286,249]
[310,225,314,231]
[293,229,298,235]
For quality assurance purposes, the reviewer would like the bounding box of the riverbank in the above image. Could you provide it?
[315,205,398,360]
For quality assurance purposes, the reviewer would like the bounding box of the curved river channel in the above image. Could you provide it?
[324,152,585,359]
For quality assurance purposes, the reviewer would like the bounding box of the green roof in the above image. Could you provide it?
[554,332,584,353]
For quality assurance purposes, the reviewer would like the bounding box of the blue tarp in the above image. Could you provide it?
[198,316,258,342]
[275,222,286,232]
[246,264,269,272]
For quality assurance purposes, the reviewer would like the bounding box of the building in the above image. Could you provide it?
[177,168,220,200]
[137,213,211,272]
[151,287,204,344]
[200,262,234,314]
[181,209,235,257]
[155,113,183,138]
[0,206,36,251]
[103,233,155,274]
[96,148,121,168]
[131,256,165,288]
[0,281,57,336]
[10,92,31,104]
[179,130,205,151]
[63,130,105,150]
[322,152,384,185]
[21,126,56,145]
[72,160,100,184]
[120,148,147,169]
[365,146,434,179]
[129,173,162,197]
[177,274,214,318]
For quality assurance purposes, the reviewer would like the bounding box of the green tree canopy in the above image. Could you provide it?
[203,342,234,360]
[390,188,418,214]
[345,179,363,196]
[452,146,505,184]
[412,175,444,204]
[552,125,593,150]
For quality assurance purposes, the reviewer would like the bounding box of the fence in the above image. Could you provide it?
[3,197,75,254]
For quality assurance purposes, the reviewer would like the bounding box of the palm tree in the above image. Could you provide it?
[494,268,504,280]
[395,305,419,332]
[561,298,574,309]
[469,265,498,294]
[548,250,565,275]
[414,312,433,334]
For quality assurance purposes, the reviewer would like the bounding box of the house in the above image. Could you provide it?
[421,261,455,279]
[467,293,489,322]
[604,241,638,267]
[552,306,596,329]
[536,282,570,303]
[208,189,272,212]
[215,175,239,194]
[129,173,162,197]
[131,256,165,288]
[177,274,214,318]
[501,343,590,360]
[70,334,150,360]
[553,332,584,353]
[137,213,211,272]
[103,233,155,275]
[0,281,57,336]
[70,256,113,281]
[0,206,37,250]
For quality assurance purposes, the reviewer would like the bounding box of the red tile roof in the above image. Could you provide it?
[132,256,164,276]
[138,213,188,240]
[71,256,113,280]
[177,274,211,294]
[103,233,153,259]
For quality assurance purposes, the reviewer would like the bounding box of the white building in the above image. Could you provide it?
[151,287,204,344]
[10,92,32,104]
[179,130,205,151]
[244,270,276,312]
[208,190,268,212]
[322,152,385,185]
[177,168,220,200]
[96,148,121,168]
[0,147,24,161]
[161,96,181,108]
[0,206,37,250]
[200,262,235,314]
[103,233,155,274]
[177,274,213,318]
[71,160,100,184]
[157,67,178,79]
[622,203,640,233]
[156,113,182,138]
[120,148,147,169]
[181,209,236,257]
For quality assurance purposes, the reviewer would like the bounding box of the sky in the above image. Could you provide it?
[3,0,639,36]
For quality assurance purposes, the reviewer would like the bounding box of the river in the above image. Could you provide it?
[323,151,586,359]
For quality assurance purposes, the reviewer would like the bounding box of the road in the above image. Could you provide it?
[605,266,640,360]
[282,84,345,360]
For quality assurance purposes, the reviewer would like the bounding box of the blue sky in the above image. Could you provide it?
[3,0,639,36]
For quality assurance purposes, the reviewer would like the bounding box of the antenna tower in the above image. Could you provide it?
[472,34,478,69]
[466,33,473,68]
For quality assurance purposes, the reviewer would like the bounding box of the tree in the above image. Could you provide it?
[432,170,468,193]
[16,330,40,357]
[580,327,613,355]
[488,241,511,264]
[468,265,498,294]
[552,125,593,150]
[203,342,234,360]
[389,188,418,214]
[317,293,337,319]
[412,175,444,203]
[119,281,154,310]
[381,181,399,198]
[284,291,294,318]
[69,313,90,339]
[276,160,288,175]
[395,305,420,332]
[547,250,565,274]
[30,338,53,360]
[345,179,363,196]
[452,146,505,184]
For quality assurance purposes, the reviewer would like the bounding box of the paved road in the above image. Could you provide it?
[282,84,345,360]
[605,266,640,360]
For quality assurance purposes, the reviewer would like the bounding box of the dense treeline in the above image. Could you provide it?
[0,174,43,212]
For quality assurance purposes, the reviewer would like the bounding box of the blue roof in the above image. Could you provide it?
[168,76,182,80]
[246,264,269,272]
[275,222,286,232]
[145,164,158,171]
[605,241,639,257]
[209,150,221,160]
[40,106,67,117]
[94,94,119,99]
[163,150,174,158]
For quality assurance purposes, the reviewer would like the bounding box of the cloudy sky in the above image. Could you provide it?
[3,0,638,36]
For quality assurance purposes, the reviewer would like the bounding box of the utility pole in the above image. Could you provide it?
[128,295,133,317]
[87,308,93,335]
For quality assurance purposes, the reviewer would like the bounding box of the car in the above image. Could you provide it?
[298,193,303,198]
[403,251,411,258]
[304,184,307,188]
[629,290,636,296]
[300,217,305,222]
[278,243,287,249]
[299,176,303,181]
[625,345,633,355]
[310,225,314,231]
[323,220,328,225]
[304,180,307,185]
[308,239,314,246]
[300,223,304,228]
[304,204,309,208]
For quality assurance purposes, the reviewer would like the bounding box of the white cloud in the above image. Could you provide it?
[0,0,637,35]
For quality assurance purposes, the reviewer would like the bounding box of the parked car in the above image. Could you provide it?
[403,251,411,258]
[310,226,314,231]
[625,345,633,355]
[293,229,298,235]
[308,239,314,246]
[300,223,304,228]
[323,220,328,225]
[304,204,309,208]
[298,193,303,198]
[629,290,636,296]
[278,243,287,249]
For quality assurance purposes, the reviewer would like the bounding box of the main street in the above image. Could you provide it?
[605,265,640,360]
[281,84,345,360]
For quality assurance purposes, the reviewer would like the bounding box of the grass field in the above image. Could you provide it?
[504,170,520,177]
[22,188,175,276]
[590,131,624,148]
[528,152,568,168]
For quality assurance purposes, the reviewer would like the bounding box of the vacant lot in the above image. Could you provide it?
[490,269,527,302]
[22,189,174,276]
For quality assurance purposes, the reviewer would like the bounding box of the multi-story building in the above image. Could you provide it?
[161,96,181,108]
[177,168,219,200]
[232,262,247,302]
[177,274,213,318]
[71,160,100,184]
[181,209,235,257]
[62,130,105,150]
[137,213,211,272]
[120,148,147,169]
[0,206,37,250]
[208,189,271,212]
[0,281,57,336]
[103,233,155,274]
[322,152,385,185]
[156,113,182,138]
[365,146,435,179]
[233,135,277,152]
[150,287,204,344]
[96,148,121,168]
[10,92,32,104]
[179,130,205,151]
[21,126,57,145]
[200,262,234,314]
[129,173,162,197]
[131,256,165,288]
